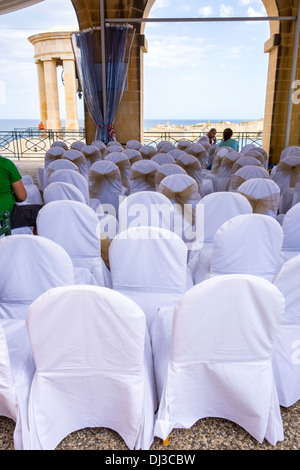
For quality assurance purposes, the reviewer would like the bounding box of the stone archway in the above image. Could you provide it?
[72,0,300,164]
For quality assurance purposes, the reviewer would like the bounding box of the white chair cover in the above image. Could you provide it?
[118,191,175,233]
[210,214,283,281]
[130,160,159,194]
[157,174,200,246]
[43,182,87,205]
[186,143,207,169]
[0,319,35,450]
[63,149,88,181]
[155,163,187,188]
[272,155,300,192]
[176,140,192,152]
[280,146,300,160]
[157,140,172,152]
[152,274,285,445]
[80,144,102,169]
[22,175,34,185]
[109,226,190,331]
[47,158,79,181]
[104,144,124,157]
[104,151,131,193]
[25,285,156,450]
[188,192,253,283]
[70,141,85,151]
[18,184,43,205]
[51,141,68,151]
[48,169,90,207]
[159,142,176,153]
[167,149,187,160]
[41,146,65,190]
[122,148,142,165]
[211,147,230,175]
[175,154,213,197]
[91,140,107,158]
[240,143,257,155]
[280,202,300,265]
[215,151,241,191]
[231,156,262,174]
[126,139,142,150]
[237,178,280,217]
[230,165,269,191]
[243,149,265,166]
[0,234,74,320]
[36,200,111,287]
[151,153,175,166]
[272,255,300,407]
[89,160,123,214]
[139,145,157,159]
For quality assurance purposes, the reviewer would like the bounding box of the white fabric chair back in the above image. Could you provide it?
[70,141,85,151]
[272,155,300,192]
[63,149,88,180]
[126,139,142,150]
[51,141,68,151]
[151,153,175,166]
[110,226,189,330]
[118,191,175,232]
[240,143,257,155]
[155,163,186,188]
[188,192,252,284]
[0,235,74,320]
[26,284,156,450]
[41,147,65,189]
[280,202,300,264]
[176,140,191,152]
[48,169,89,204]
[159,142,176,153]
[272,254,300,407]
[89,160,123,214]
[91,140,107,158]
[22,175,34,185]
[130,160,159,194]
[153,274,284,445]
[280,145,300,160]
[139,145,157,159]
[0,320,35,450]
[47,159,79,182]
[18,184,43,205]
[104,151,131,192]
[186,143,207,169]
[237,178,280,217]
[243,149,265,165]
[122,148,142,165]
[231,165,269,191]
[43,181,87,204]
[211,147,230,174]
[210,213,283,281]
[80,144,102,169]
[231,156,262,174]
[36,200,111,287]
[167,149,187,160]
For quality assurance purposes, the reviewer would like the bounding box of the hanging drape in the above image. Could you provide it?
[71,24,135,144]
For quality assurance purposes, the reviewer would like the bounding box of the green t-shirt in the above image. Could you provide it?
[0,156,22,220]
[218,138,239,152]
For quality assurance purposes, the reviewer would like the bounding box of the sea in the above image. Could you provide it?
[0,118,255,132]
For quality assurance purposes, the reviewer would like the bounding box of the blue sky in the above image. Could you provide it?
[0,0,270,122]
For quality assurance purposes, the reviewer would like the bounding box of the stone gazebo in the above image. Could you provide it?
[28,28,80,131]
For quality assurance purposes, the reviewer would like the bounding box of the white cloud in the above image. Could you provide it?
[145,35,216,69]
[219,4,234,17]
[247,6,266,17]
[151,0,170,11]
[198,6,214,17]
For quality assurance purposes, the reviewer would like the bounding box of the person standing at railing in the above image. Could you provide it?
[218,128,239,152]
[0,155,43,231]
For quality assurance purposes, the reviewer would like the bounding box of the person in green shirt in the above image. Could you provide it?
[0,156,42,230]
[218,128,239,152]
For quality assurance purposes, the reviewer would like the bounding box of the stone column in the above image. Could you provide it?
[63,59,79,130]
[36,61,47,125]
[43,59,62,130]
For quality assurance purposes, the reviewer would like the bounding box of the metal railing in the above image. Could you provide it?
[0,128,86,159]
[143,130,263,149]
[0,128,263,159]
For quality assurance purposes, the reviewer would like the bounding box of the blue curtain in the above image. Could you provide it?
[71,25,135,144]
